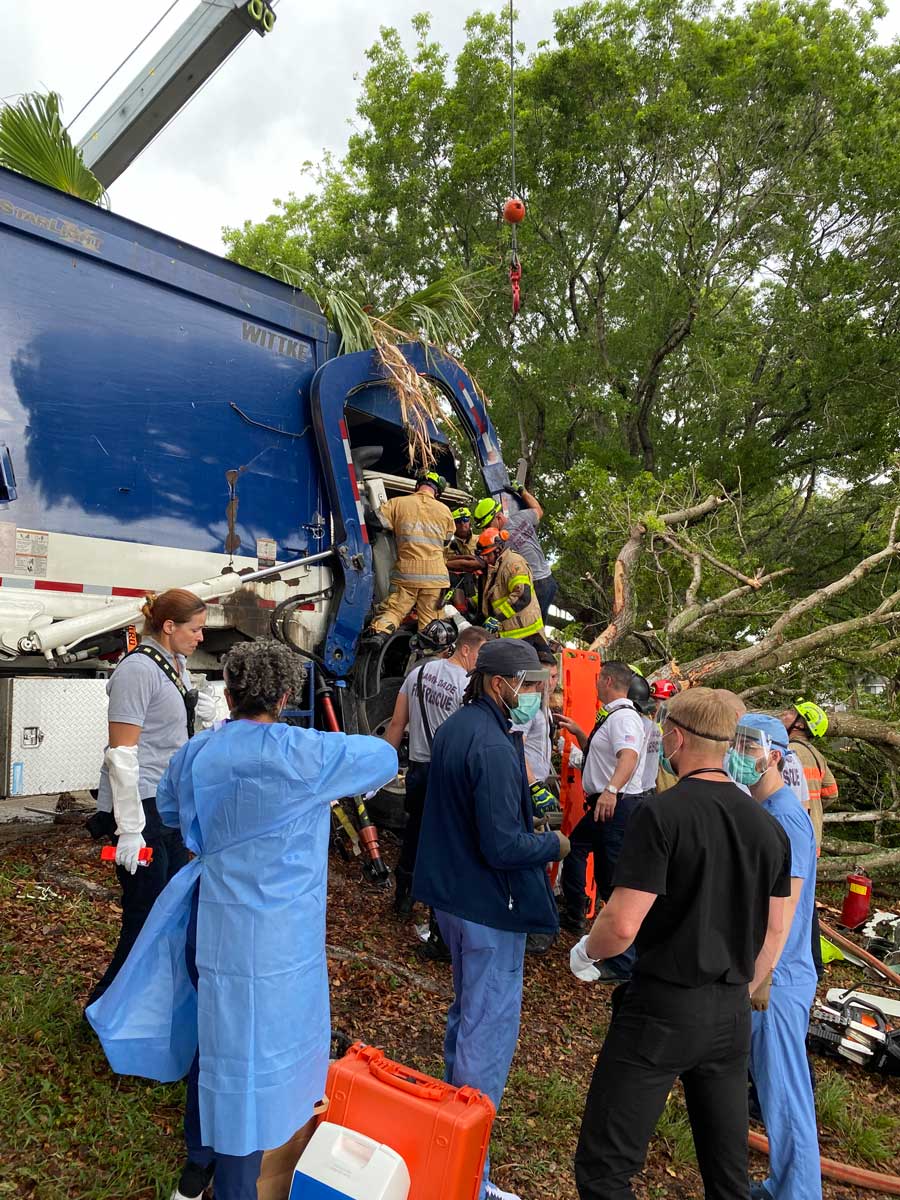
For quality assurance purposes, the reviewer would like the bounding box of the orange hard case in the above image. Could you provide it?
[324,1042,495,1200]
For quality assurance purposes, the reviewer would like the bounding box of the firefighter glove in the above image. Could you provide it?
[483,616,502,634]
[530,781,560,818]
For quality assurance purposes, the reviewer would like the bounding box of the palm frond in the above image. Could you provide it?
[275,262,484,468]
[0,92,108,206]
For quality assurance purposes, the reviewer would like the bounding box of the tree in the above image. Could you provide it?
[224,0,900,827]
[0,92,107,205]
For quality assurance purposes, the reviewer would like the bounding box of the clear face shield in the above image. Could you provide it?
[726,725,777,787]
[503,666,549,726]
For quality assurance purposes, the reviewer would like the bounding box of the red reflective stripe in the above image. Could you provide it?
[111,587,147,597]
[258,599,276,610]
[35,580,83,593]
[349,471,361,501]
[360,524,369,544]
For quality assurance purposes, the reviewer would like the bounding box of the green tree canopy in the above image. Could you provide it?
[225,0,900,745]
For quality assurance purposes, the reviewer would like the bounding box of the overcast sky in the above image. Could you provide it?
[4,0,899,255]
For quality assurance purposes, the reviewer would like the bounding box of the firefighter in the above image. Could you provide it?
[472,483,558,620]
[779,698,838,850]
[366,471,456,645]
[475,528,547,648]
[444,506,483,618]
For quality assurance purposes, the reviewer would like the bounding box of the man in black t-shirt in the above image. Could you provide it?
[569,688,791,1200]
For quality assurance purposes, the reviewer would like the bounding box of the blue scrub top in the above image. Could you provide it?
[763,784,818,988]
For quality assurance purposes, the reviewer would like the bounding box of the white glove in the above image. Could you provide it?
[570,935,601,982]
[115,830,147,875]
[568,745,584,769]
[106,745,143,835]
[194,688,219,728]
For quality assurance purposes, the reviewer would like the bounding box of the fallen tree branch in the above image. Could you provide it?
[824,810,900,824]
[658,530,762,589]
[588,493,726,651]
[325,943,451,999]
[816,848,900,881]
[821,836,879,856]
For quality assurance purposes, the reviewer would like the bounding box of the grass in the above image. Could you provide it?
[814,1066,900,1165]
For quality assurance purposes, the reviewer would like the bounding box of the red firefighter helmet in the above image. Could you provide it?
[651,679,678,701]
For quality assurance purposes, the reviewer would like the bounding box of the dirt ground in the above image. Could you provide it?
[1,819,898,1199]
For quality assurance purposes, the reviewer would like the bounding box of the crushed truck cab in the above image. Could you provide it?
[0,166,505,799]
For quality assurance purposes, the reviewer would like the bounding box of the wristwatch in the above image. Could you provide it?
[603,784,620,795]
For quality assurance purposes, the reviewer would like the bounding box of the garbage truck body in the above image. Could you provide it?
[0,167,508,801]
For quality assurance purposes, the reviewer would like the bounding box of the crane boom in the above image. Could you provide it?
[77,0,276,187]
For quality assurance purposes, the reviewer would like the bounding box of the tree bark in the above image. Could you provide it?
[816,849,900,881]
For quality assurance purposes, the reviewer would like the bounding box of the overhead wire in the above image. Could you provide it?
[67,0,182,130]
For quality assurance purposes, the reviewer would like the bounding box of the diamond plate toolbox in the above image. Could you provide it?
[0,677,109,797]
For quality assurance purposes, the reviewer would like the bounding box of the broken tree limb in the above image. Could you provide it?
[816,849,900,882]
[325,943,451,999]
[820,836,879,857]
[824,810,900,824]
[588,493,726,652]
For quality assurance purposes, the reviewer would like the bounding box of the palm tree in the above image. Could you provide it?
[0,91,107,205]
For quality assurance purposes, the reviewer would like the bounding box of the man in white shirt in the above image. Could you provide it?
[557,662,648,978]
[383,623,489,916]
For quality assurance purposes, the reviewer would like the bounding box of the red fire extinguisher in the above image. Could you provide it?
[840,873,873,929]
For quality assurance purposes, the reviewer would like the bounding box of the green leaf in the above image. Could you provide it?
[0,92,107,206]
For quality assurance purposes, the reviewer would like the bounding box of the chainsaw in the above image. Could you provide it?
[808,990,900,1076]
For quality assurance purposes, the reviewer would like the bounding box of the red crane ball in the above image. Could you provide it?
[503,197,526,224]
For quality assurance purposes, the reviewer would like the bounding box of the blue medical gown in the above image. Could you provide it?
[86,720,397,1156]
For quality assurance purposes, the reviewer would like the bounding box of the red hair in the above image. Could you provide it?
[141,589,206,634]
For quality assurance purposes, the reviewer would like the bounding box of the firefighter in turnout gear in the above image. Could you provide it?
[444,506,482,619]
[368,472,456,643]
[476,528,547,648]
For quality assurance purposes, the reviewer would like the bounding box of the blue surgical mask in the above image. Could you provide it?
[510,691,542,725]
[658,741,675,776]
[725,748,764,787]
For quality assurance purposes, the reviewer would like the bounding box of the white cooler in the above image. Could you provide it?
[288,1122,410,1200]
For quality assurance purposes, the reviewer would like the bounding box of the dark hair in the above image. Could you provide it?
[223,640,305,718]
[141,589,206,634]
[457,627,490,654]
[462,670,489,706]
[600,660,633,691]
[536,647,557,666]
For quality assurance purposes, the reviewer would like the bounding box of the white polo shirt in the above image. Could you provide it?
[640,716,662,792]
[582,698,647,797]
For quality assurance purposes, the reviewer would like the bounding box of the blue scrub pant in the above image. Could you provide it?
[183,890,264,1200]
[750,982,822,1200]
[435,911,527,1200]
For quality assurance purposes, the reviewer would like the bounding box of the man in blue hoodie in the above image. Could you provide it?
[414,638,570,1200]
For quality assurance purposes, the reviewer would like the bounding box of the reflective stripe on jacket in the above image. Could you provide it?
[380,492,456,588]
[481,549,544,639]
[789,739,838,848]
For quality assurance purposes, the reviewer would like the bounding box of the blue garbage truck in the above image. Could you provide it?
[0,166,509,807]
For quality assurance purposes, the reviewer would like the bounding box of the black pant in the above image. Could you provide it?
[561,792,645,915]
[87,797,189,1005]
[575,976,752,1200]
[534,574,558,621]
[396,761,430,896]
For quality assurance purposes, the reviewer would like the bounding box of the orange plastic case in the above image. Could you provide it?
[325,1043,495,1200]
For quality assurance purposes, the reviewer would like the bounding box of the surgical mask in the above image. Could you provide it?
[510,691,542,725]
[658,740,676,777]
[725,748,764,787]
[658,727,680,776]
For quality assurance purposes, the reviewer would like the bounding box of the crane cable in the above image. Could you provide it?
[507,0,522,317]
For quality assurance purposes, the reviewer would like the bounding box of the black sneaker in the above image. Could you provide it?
[417,935,451,962]
[525,932,557,955]
[559,911,587,935]
[171,1161,215,1200]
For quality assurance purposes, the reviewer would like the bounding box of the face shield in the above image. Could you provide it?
[726,724,778,788]
[501,666,549,726]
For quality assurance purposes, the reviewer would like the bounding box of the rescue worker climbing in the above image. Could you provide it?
[472,478,558,621]
[367,471,456,645]
[476,528,547,648]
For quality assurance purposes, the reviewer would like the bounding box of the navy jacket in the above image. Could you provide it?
[413,695,561,934]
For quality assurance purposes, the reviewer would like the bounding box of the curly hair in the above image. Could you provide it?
[223,640,305,718]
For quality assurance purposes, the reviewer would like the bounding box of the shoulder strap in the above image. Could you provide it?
[583,701,636,760]
[415,662,435,751]
[125,644,195,737]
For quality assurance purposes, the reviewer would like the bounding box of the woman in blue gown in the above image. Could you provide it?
[87,640,398,1200]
